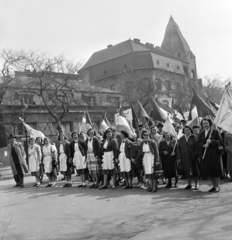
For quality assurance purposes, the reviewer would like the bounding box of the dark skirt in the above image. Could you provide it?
[182,157,200,178]
[76,168,87,175]
[162,155,178,179]
[61,165,74,176]
[47,164,58,178]
[102,168,116,175]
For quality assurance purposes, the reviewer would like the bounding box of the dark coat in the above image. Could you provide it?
[130,140,143,169]
[118,139,132,159]
[198,128,223,178]
[57,140,70,159]
[177,135,200,178]
[85,137,101,158]
[70,140,86,158]
[159,140,178,178]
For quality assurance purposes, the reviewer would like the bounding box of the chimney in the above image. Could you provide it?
[146,42,154,48]
[107,44,113,48]
[134,38,140,43]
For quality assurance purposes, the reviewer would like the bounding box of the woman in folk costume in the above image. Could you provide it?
[159,132,178,188]
[118,130,133,189]
[86,128,102,188]
[99,128,118,189]
[35,137,44,183]
[57,133,73,187]
[70,132,87,187]
[137,130,160,192]
[177,126,200,190]
[42,138,58,187]
[198,118,223,192]
[28,137,42,187]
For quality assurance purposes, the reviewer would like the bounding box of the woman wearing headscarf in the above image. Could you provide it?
[28,137,42,187]
[57,133,73,187]
[86,128,102,188]
[70,132,87,187]
[136,130,160,192]
[118,130,133,189]
[159,132,178,188]
[42,138,58,187]
[99,128,118,189]
[177,126,200,190]
[198,118,223,192]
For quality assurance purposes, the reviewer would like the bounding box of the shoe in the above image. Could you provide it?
[33,183,37,187]
[112,185,116,189]
[165,184,172,188]
[19,184,24,188]
[124,185,130,189]
[99,185,108,189]
[89,184,95,189]
[66,183,72,187]
[63,183,68,187]
[46,183,52,188]
[13,184,20,188]
[152,186,157,192]
[208,187,216,192]
[173,184,178,188]
[82,184,86,188]
[35,183,40,187]
[185,185,192,190]
[60,177,65,181]
[141,184,147,190]
[213,188,220,193]
[51,182,56,187]
[77,184,83,188]
[194,186,199,190]
[137,183,142,188]
[129,185,133,189]
[147,187,152,192]
[94,184,99,189]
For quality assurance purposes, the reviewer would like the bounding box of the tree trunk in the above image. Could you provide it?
[56,121,64,135]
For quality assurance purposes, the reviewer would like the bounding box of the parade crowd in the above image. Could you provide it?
[7,117,232,193]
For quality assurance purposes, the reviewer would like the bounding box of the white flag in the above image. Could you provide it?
[214,87,232,134]
[101,120,109,131]
[22,122,45,139]
[163,115,177,139]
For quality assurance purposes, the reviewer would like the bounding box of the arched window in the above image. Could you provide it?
[190,70,195,79]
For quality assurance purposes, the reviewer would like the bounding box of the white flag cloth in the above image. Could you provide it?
[163,115,178,139]
[122,108,133,121]
[23,122,45,139]
[101,120,109,131]
[214,88,232,134]
[115,115,134,137]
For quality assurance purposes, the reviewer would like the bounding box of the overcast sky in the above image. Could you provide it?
[0,0,231,80]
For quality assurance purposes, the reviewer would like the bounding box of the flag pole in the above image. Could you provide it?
[172,139,177,154]
[202,124,214,159]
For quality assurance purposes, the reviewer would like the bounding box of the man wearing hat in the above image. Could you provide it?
[7,134,29,187]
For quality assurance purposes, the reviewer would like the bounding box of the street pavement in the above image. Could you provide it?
[1,175,232,240]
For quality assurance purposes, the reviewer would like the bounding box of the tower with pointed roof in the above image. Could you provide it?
[161,16,197,79]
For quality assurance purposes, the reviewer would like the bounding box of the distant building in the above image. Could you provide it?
[0,70,121,143]
[79,16,202,110]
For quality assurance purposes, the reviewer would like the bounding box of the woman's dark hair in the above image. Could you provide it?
[71,132,79,138]
[58,133,67,141]
[201,118,213,128]
[103,128,112,140]
[184,125,193,134]
[141,130,151,139]
[87,128,96,136]
[150,125,156,131]
[120,130,129,139]
[43,137,50,144]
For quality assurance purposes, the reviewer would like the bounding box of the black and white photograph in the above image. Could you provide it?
[0,0,232,239]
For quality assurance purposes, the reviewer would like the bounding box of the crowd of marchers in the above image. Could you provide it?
[7,117,232,193]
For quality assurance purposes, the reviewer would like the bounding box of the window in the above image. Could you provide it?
[155,78,162,90]
[81,94,96,106]
[156,60,160,65]
[16,123,24,135]
[177,65,180,70]
[110,85,115,90]
[166,63,170,68]
[106,96,119,105]
[104,70,107,75]
[15,93,35,105]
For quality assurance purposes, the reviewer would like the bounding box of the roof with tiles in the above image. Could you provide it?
[81,38,184,70]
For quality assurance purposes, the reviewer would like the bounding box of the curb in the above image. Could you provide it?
[0,173,31,181]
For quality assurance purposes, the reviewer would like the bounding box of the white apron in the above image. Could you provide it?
[119,142,131,172]
[102,151,114,170]
[59,144,67,172]
[143,143,154,175]
[28,146,39,172]
[43,145,53,173]
[73,143,86,170]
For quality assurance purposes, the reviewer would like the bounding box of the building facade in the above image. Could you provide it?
[0,70,121,143]
[79,16,202,111]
